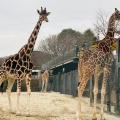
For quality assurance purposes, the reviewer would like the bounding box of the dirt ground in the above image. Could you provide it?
[0,92,119,120]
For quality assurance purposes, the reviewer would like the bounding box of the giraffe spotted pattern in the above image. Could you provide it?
[76,8,120,120]
[0,7,50,117]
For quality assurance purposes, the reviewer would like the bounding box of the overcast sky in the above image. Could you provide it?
[0,0,120,57]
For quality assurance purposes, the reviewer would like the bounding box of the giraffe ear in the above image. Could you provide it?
[115,8,118,12]
[37,9,40,14]
[37,9,41,15]
[47,12,51,16]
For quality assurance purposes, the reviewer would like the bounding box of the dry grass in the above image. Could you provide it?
[0,92,119,120]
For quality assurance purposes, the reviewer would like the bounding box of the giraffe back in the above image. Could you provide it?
[79,43,113,80]
[1,53,33,79]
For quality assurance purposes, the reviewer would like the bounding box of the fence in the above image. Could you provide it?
[114,39,120,114]
[41,48,78,70]
[38,39,120,115]
[49,70,95,98]
[47,57,120,114]
[51,70,78,96]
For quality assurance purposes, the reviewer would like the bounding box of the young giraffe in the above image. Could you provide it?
[0,7,50,116]
[76,8,120,120]
[41,69,50,92]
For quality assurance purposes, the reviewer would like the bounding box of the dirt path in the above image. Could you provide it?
[0,92,119,120]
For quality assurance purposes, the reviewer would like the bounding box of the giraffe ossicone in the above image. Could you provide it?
[0,7,50,117]
[76,8,120,120]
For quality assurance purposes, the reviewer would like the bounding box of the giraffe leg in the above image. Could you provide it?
[76,95,82,120]
[100,69,108,120]
[92,69,103,120]
[25,74,31,117]
[6,78,15,113]
[16,77,21,116]
[76,80,88,120]
[92,76,98,120]
[41,81,44,92]
[100,87,106,120]
[44,79,48,92]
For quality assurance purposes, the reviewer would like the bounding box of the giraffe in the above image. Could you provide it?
[0,7,50,116]
[76,8,120,120]
[41,69,50,92]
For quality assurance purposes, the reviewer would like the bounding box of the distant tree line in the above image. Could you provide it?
[1,9,119,66]
[37,9,120,63]
[0,28,97,67]
[37,28,97,61]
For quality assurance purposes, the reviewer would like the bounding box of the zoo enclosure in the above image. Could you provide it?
[41,38,120,115]
[48,59,119,114]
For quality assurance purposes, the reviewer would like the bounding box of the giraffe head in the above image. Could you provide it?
[37,7,51,22]
[114,8,120,20]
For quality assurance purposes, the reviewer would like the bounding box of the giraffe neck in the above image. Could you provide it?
[98,13,117,52]
[106,13,116,38]
[26,17,43,56]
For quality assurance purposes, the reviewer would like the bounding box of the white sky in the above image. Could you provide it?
[0,0,120,57]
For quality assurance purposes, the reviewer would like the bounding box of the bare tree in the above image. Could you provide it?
[37,35,58,60]
[94,9,109,38]
[94,9,120,39]
[37,29,82,58]
[57,34,75,55]
[37,28,97,60]
[38,35,73,57]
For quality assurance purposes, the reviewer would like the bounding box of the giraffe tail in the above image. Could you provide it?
[0,82,4,94]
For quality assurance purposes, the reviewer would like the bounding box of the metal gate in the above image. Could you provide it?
[114,39,120,114]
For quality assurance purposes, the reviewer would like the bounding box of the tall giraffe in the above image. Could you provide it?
[76,8,120,120]
[0,7,50,116]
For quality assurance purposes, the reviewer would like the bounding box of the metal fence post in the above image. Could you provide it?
[106,77,111,112]
[58,72,61,92]
[115,38,120,114]
[90,76,93,106]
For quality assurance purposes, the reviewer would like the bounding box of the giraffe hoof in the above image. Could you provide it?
[16,111,21,116]
[92,118,97,120]
[9,110,15,114]
[11,110,16,114]
[26,114,30,117]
